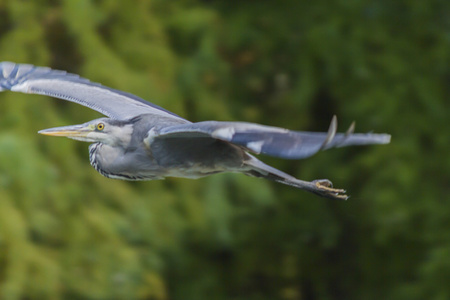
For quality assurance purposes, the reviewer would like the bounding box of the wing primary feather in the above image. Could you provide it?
[0,62,186,121]
[320,115,338,150]
[332,120,356,148]
[157,119,390,160]
[346,121,355,136]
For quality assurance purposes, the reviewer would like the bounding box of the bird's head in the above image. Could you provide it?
[38,118,134,146]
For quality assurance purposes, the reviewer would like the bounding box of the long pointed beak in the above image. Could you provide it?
[38,124,91,139]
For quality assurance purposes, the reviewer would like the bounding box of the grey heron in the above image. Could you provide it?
[0,62,390,200]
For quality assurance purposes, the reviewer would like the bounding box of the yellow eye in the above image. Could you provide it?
[97,123,105,131]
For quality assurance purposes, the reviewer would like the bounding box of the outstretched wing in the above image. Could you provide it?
[0,62,185,121]
[157,116,391,159]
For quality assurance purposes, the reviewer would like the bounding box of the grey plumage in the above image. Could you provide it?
[0,61,183,120]
[0,62,391,200]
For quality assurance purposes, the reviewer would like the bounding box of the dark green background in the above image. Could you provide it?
[0,0,448,299]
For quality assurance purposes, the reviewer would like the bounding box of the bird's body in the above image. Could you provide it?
[87,115,246,180]
[0,62,391,199]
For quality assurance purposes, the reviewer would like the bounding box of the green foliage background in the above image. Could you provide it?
[0,0,448,299]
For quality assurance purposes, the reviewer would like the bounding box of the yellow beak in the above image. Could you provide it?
[38,124,95,141]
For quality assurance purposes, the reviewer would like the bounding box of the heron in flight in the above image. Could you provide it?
[0,62,390,200]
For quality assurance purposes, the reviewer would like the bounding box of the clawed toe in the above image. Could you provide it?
[313,179,333,188]
[313,179,348,200]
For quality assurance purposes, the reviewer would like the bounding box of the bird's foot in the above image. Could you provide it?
[312,179,348,200]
